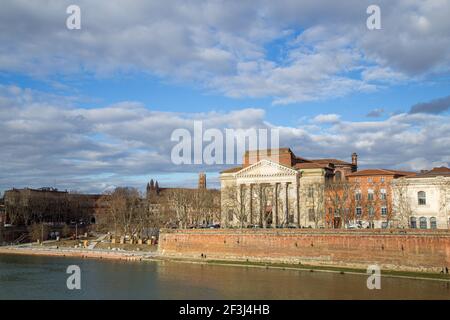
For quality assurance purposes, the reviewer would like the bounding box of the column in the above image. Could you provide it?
[249,184,253,225]
[262,184,268,228]
[294,179,300,227]
[258,184,263,227]
[239,184,244,226]
[273,183,278,227]
[284,182,289,226]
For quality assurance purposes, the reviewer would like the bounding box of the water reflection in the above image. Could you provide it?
[0,255,448,300]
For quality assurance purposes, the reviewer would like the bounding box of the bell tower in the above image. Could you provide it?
[198,172,206,190]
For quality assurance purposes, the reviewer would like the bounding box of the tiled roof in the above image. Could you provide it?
[220,166,243,174]
[294,163,333,170]
[310,158,353,166]
[347,169,416,177]
[409,166,450,178]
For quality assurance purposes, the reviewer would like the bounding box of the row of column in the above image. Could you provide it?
[239,182,299,227]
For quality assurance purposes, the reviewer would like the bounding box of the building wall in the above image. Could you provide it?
[347,174,394,228]
[220,160,328,228]
[158,229,450,272]
[394,177,450,229]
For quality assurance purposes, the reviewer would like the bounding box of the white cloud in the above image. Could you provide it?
[0,1,449,104]
[312,114,341,124]
[2,86,450,193]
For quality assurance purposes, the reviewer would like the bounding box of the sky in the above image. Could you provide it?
[1,0,450,194]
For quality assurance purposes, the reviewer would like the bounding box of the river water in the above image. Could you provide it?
[0,254,449,299]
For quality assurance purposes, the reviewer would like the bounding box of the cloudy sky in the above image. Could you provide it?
[1,0,450,194]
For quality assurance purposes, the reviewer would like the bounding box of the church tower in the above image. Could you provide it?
[198,172,206,190]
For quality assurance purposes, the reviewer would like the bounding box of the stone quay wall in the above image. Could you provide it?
[158,229,450,272]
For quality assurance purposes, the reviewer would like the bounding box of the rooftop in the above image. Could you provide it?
[347,169,416,177]
[409,166,450,178]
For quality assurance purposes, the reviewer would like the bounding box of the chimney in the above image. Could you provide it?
[351,153,358,170]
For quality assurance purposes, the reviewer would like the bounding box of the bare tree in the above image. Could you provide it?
[325,180,358,228]
[223,185,248,228]
[97,187,146,237]
[391,178,413,228]
[301,182,325,228]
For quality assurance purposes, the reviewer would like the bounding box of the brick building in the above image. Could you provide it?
[146,173,220,227]
[3,187,102,226]
[345,169,415,228]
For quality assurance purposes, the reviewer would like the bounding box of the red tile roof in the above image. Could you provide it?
[347,169,416,177]
[310,158,353,166]
[294,163,333,170]
[409,166,450,178]
[220,166,243,174]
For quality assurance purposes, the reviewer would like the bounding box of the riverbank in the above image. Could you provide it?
[0,245,154,261]
[2,244,450,282]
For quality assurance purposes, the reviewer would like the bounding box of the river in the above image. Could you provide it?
[0,254,449,299]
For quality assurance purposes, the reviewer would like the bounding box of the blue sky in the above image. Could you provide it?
[1,0,450,194]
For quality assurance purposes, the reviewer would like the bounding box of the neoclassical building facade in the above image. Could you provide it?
[220,148,357,228]
[392,167,450,229]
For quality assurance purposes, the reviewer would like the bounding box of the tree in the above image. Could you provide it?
[28,223,49,242]
[391,178,413,228]
[325,180,358,228]
[222,185,248,228]
[97,187,146,237]
[301,182,325,228]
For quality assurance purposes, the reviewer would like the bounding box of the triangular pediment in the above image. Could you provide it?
[234,159,298,178]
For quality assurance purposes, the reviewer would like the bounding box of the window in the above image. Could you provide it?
[228,210,234,222]
[308,208,315,222]
[368,207,375,217]
[381,177,385,183]
[381,221,388,229]
[430,217,437,229]
[355,191,362,201]
[381,207,387,216]
[380,189,387,201]
[335,171,342,181]
[356,207,362,217]
[418,191,426,205]
[410,217,417,228]
[419,217,427,229]
[368,178,373,183]
[368,189,374,201]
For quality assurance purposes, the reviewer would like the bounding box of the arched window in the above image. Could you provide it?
[418,191,426,205]
[419,217,427,229]
[430,217,437,229]
[410,217,417,228]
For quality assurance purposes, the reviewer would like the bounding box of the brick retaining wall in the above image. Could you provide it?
[158,229,450,272]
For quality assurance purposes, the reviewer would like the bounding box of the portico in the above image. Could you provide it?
[220,148,353,228]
